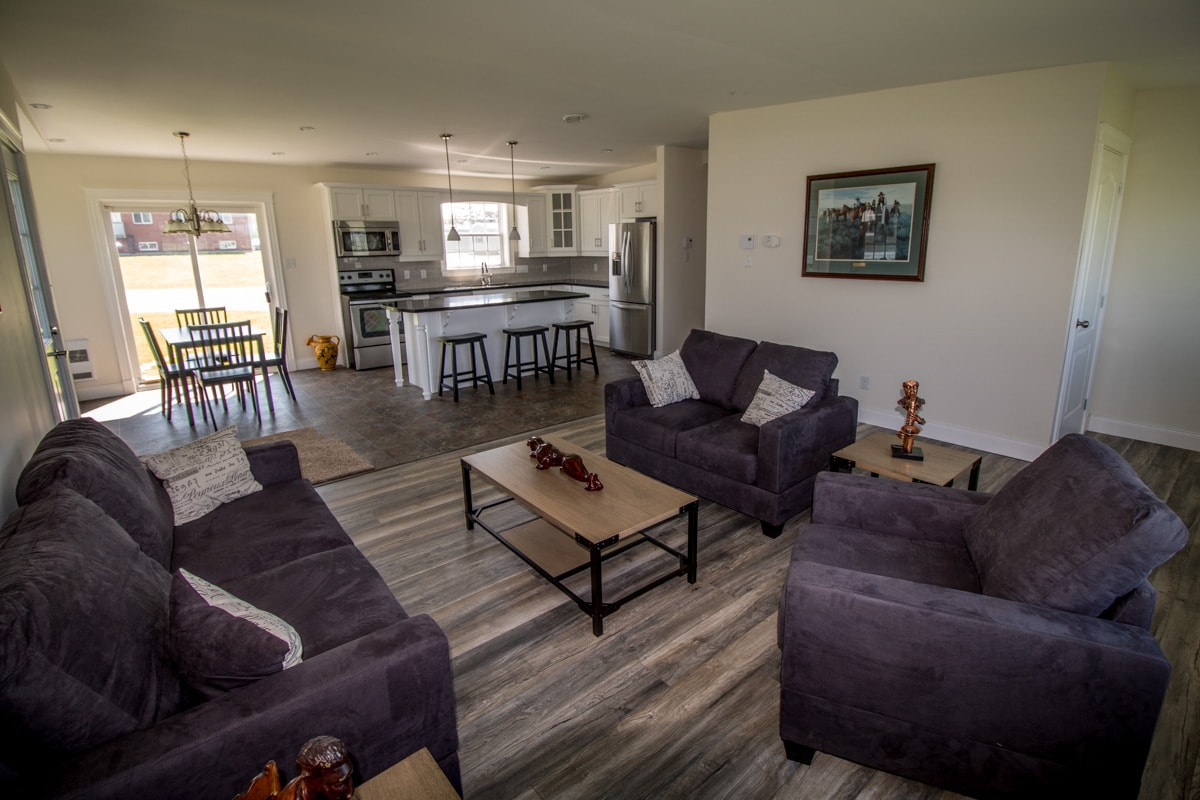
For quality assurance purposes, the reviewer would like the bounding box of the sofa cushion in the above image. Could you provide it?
[171,478,354,584]
[0,487,182,753]
[962,434,1189,616]
[741,370,816,426]
[169,568,303,699]
[608,400,733,458]
[676,415,760,485]
[142,425,263,526]
[632,350,699,407]
[679,329,758,409]
[215,547,409,659]
[731,342,838,412]
[15,418,175,568]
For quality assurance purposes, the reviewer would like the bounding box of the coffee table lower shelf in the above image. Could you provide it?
[462,474,698,636]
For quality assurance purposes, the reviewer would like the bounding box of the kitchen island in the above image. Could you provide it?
[384,288,588,399]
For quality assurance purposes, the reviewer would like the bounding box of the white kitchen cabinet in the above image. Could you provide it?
[566,287,609,345]
[395,190,444,260]
[524,194,549,257]
[540,185,578,255]
[578,188,616,256]
[616,181,658,219]
[330,187,398,221]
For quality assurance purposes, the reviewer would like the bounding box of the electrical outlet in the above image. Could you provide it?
[419,269,427,279]
[593,262,599,272]
[542,263,548,272]
[860,376,870,390]
[402,270,411,280]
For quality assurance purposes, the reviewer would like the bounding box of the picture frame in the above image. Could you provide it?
[801,163,935,281]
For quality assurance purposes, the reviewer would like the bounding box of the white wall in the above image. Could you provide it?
[1088,86,1200,450]
[706,64,1109,459]
[658,145,708,355]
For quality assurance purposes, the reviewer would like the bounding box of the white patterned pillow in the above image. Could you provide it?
[741,370,816,426]
[169,569,303,697]
[632,350,700,408]
[142,425,263,525]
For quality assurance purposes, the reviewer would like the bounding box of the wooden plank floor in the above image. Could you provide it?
[318,419,1199,800]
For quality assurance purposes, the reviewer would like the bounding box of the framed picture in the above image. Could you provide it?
[801,163,935,281]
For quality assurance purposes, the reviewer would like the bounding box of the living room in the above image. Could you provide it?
[2,2,1199,798]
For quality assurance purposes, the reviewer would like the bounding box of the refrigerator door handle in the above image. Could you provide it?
[621,229,632,294]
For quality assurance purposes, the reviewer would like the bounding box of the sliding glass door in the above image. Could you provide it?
[107,207,271,383]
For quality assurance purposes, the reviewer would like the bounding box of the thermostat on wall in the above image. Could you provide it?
[739,234,754,249]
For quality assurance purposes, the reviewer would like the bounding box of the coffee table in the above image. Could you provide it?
[460,435,699,635]
[830,430,982,489]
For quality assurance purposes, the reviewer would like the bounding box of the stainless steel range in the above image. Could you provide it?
[338,268,408,370]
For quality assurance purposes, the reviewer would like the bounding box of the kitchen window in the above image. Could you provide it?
[442,201,515,271]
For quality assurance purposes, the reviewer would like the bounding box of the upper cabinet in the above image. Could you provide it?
[540,185,578,255]
[330,187,398,221]
[616,181,658,219]
[578,188,617,257]
[395,190,443,260]
[524,194,549,258]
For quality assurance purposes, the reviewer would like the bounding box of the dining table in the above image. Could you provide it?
[160,325,274,426]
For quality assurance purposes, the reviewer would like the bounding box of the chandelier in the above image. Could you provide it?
[162,131,231,237]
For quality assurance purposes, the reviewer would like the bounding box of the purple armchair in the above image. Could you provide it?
[778,434,1188,798]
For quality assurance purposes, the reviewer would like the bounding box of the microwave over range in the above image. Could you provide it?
[333,220,401,257]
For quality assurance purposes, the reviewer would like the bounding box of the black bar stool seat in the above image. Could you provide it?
[437,332,494,402]
[502,325,555,389]
[551,320,599,380]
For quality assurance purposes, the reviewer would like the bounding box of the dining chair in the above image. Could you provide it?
[258,307,296,400]
[138,317,191,422]
[186,321,264,427]
[175,306,228,327]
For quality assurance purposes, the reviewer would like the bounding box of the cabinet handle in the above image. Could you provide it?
[362,204,368,218]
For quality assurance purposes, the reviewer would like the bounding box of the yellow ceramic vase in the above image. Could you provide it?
[305,334,340,370]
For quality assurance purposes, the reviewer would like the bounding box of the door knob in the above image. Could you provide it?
[1075,319,1090,329]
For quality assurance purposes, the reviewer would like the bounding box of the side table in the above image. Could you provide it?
[354,747,459,799]
[830,430,982,490]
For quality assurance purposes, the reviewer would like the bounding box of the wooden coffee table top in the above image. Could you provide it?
[462,436,696,546]
[832,430,982,488]
[354,746,458,799]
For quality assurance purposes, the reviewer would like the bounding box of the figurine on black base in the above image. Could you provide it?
[893,379,926,461]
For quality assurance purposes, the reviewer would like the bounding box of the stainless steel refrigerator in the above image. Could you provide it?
[609,220,656,357]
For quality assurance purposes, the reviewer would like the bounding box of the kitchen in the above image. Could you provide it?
[328,178,687,386]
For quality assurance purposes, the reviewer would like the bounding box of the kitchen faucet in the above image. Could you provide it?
[480,262,492,287]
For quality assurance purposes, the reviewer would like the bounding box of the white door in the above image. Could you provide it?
[1053,125,1130,441]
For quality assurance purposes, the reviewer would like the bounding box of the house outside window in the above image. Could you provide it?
[137,241,159,252]
[442,201,514,270]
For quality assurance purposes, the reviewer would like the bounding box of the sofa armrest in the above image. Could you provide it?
[50,615,458,800]
[757,395,858,493]
[811,471,992,543]
[604,376,649,417]
[780,561,1171,761]
[244,441,302,486]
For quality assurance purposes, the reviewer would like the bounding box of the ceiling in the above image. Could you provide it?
[2,0,1198,182]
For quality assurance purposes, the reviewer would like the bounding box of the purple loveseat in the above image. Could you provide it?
[605,329,858,537]
[0,419,460,800]
[779,434,1188,799]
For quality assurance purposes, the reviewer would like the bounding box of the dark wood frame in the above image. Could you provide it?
[801,163,935,281]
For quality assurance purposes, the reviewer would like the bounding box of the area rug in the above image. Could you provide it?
[241,427,373,485]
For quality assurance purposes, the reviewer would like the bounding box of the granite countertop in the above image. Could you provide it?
[411,279,606,295]
[383,288,587,313]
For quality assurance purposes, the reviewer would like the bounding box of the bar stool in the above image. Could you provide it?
[437,332,494,402]
[551,320,599,380]
[502,325,555,389]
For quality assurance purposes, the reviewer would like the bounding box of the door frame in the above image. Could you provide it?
[86,189,288,395]
[1051,123,1131,443]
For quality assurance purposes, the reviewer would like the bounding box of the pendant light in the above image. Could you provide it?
[507,141,521,241]
[441,133,461,242]
[162,132,231,237]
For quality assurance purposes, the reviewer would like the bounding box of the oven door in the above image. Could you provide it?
[347,300,401,369]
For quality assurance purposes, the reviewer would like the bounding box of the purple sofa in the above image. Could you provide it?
[605,329,859,537]
[0,419,460,799]
[779,433,1188,798]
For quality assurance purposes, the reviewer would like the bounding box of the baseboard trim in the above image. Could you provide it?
[74,382,128,402]
[1087,416,1200,453]
[857,408,1045,462]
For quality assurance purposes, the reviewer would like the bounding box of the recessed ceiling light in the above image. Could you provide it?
[457,158,468,164]
[47,137,65,143]
[601,148,613,154]
[540,166,551,170]
[299,126,315,132]
[30,103,53,110]
[272,151,286,156]
[365,152,378,157]
[562,113,587,124]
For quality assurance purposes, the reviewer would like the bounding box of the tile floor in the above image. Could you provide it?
[83,346,638,470]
